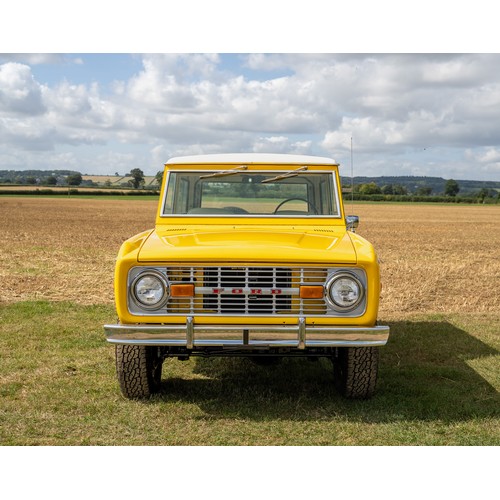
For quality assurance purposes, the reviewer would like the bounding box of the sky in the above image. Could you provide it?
[2,4,500,182]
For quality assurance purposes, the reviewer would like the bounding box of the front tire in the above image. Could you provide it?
[115,345,163,399]
[333,347,379,399]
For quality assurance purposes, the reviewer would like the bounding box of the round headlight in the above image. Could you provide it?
[326,273,364,310]
[132,272,169,309]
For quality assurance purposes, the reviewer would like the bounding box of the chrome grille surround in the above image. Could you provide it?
[127,266,367,317]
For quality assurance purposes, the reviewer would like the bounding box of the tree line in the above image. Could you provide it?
[353,178,461,196]
[2,168,498,203]
[0,168,164,190]
[344,178,499,203]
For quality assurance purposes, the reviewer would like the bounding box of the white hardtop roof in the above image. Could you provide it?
[165,153,337,166]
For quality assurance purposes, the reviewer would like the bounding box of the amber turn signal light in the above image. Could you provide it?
[299,285,324,299]
[170,284,195,297]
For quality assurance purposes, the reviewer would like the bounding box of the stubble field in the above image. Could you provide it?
[0,197,499,446]
[2,197,499,314]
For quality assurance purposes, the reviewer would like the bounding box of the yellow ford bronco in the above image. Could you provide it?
[104,153,389,399]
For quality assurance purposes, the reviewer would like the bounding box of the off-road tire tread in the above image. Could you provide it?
[334,347,379,399]
[115,345,162,399]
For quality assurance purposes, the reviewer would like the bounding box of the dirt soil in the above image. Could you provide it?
[1,197,499,317]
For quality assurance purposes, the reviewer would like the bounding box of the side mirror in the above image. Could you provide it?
[346,215,359,232]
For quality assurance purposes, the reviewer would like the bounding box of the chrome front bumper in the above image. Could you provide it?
[104,317,389,349]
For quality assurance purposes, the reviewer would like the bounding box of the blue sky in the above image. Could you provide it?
[1,5,500,182]
[22,54,292,90]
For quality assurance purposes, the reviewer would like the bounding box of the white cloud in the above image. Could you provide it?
[465,148,500,177]
[44,81,92,115]
[0,63,46,115]
[1,54,500,180]
[252,136,313,155]
[151,144,168,167]
[473,147,500,163]
[0,54,66,65]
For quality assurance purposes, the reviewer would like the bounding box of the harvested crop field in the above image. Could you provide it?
[0,197,157,305]
[1,197,499,316]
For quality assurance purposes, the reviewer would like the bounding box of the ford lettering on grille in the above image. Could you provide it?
[207,287,288,295]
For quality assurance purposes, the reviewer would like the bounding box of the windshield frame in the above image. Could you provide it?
[159,169,342,219]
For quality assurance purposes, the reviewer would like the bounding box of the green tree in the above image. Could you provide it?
[127,168,145,189]
[416,186,433,196]
[46,176,57,186]
[445,179,460,197]
[359,182,382,195]
[476,188,496,203]
[392,184,408,195]
[155,170,164,187]
[67,173,82,186]
[381,184,408,196]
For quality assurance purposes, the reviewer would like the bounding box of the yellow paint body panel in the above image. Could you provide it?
[138,226,357,264]
[113,157,382,328]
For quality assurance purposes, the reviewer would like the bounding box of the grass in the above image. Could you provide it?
[1,301,498,446]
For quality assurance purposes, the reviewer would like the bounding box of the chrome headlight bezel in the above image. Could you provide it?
[130,270,170,310]
[325,271,365,312]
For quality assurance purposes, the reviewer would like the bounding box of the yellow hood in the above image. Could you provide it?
[138,226,357,264]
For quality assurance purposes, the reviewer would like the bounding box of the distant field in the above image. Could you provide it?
[0,185,113,192]
[82,174,157,186]
[0,175,158,189]
[0,186,158,196]
[0,198,498,445]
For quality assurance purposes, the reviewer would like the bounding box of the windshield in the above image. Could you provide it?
[162,171,340,217]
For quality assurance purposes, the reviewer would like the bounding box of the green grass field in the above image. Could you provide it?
[1,301,498,446]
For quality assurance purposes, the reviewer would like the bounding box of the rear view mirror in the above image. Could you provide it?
[346,215,359,231]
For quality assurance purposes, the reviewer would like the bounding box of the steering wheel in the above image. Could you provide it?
[273,197,319,214]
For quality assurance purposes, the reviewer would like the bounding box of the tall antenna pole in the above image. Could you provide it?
[350,136,354,207]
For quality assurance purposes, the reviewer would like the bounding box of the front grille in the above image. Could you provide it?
[202,267,292,313]
[163,266,329,316]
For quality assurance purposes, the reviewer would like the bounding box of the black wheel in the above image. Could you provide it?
[115,345,163,399]
[273,197,319,214]
[333,347,379,399]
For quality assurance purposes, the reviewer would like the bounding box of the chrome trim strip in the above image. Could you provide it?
[186,316,194,349]
[130,269,170,311]
[298,317,306,349]
[160,215,343,219]
[104,322,390,348]
[159,170,171,217]
[194,286,300,296]
[325,272,365,312]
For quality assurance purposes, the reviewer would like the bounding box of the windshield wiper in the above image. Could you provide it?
[261,166,308,183]
[200,165,248,179]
